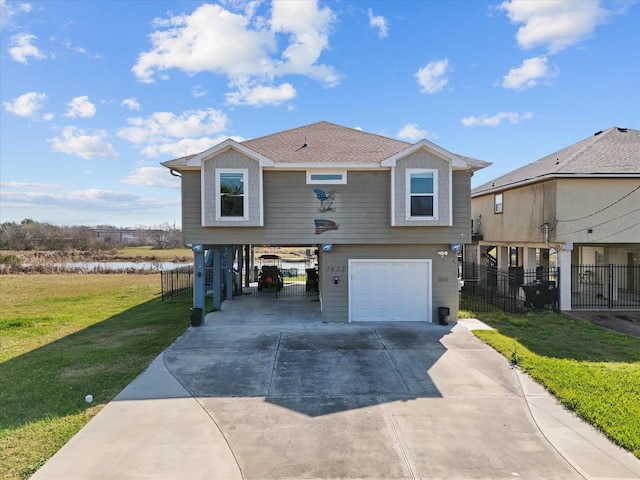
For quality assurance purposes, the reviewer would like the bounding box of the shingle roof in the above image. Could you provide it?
[241,121,411,165]
[162,121,490,171]
[472,127,640,196]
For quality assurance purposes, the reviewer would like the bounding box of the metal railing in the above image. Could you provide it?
[460,263,559,313]
[160,266,193,300]
[571,264,640,309]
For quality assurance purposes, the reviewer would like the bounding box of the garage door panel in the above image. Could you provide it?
[349,260,431,322]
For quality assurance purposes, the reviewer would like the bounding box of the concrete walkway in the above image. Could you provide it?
[32,298,640,479]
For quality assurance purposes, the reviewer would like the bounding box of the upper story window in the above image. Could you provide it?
[494,192,503,214]
[216,169,248,220]
[306,170,347,184]
[406,169,437,219]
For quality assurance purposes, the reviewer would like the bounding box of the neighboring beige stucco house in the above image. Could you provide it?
[163,121,489,323]
[468,127,640,310]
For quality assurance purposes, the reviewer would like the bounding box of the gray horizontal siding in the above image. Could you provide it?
[182,169,471,246]
[319,244,460,323]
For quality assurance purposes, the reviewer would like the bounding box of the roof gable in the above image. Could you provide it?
[473,127,640,195]
[188,138,274,167]
[381,139,478,169]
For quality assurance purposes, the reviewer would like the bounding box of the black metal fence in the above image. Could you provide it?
[460,263,559,313]
[571,264,640,309]
[221,266,320,300]
[160,266,193,300]
[161,265,320,301]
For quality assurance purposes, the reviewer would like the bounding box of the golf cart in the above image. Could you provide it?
[257,254,284,292]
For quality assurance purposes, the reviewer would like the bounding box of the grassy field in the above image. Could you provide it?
[459,303,640,458]
[0,275,191,479]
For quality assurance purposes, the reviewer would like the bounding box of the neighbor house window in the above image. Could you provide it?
[306,171,347,184]
[216,169,248,220]
[494,193,503,214]
[406,169,437,219]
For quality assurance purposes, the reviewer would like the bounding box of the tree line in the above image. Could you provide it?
[0,219,182,251]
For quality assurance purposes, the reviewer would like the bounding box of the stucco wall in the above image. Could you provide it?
[472,181,556,244]
[555,179,640,244]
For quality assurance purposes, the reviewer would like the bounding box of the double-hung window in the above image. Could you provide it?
[406,169,437,219]
[494,193,503,214]
[216,169,248,220]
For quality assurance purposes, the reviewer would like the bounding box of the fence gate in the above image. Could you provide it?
[223,265,320,300]
[571,264,640,309]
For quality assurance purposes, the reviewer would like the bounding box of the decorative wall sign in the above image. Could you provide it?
[315,219,339,234]
[313,188,337,213]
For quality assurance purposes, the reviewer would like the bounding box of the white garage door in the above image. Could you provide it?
[349,259,432,322]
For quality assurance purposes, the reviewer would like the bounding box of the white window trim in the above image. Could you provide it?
[406,169,438,220]
[216,168,249,221]
[306,170,347,184]
[494,192,503,214]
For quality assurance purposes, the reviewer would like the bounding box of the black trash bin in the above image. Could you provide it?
[190,307,203,327]
[522,281,556,309]
[438,307,450,325]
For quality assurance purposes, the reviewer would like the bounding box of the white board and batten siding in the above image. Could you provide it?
[349,259,432,322]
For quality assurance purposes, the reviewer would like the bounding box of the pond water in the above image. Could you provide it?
[53,262,193,271]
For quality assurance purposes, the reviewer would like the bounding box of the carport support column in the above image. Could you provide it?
[244,245,251,287]
[558,247,572,311]
[225,246,234,301]
[212,247,222,311]
[193,249,205,313]
[523,247,537,270]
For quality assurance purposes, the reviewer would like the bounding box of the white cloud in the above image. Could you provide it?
[1,180,62,189]
[64,96,96,118]
[132,1,339,106]
[117,108,229,145]
[192,85,207,98]
[368,8,388,38]
[50,127,119,160]
[499,0,616,54]
[140,135,239,158]
[0,183,181,224]
[8,33,46,63]
[270,1,339,84]
[397,123,428,141]
[226,82,296,106]
[122,166,180,188]
[1,188,138,209]
[415,59,450,94]
[63,40,86,54]
[1,2,33,30]
[3,91,47,117]
[461,111,533,127]
[121,97,141,110]
[502,56,557,90]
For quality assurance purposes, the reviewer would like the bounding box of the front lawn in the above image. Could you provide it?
[461,307,640,458]
[0,274,191,479]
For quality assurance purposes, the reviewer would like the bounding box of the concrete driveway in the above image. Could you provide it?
[33,297,640,480]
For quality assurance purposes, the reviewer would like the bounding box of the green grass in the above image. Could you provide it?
[0,275,191,479]
[460,307,640,458]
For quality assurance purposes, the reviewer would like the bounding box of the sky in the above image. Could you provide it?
[1,0,639,228]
